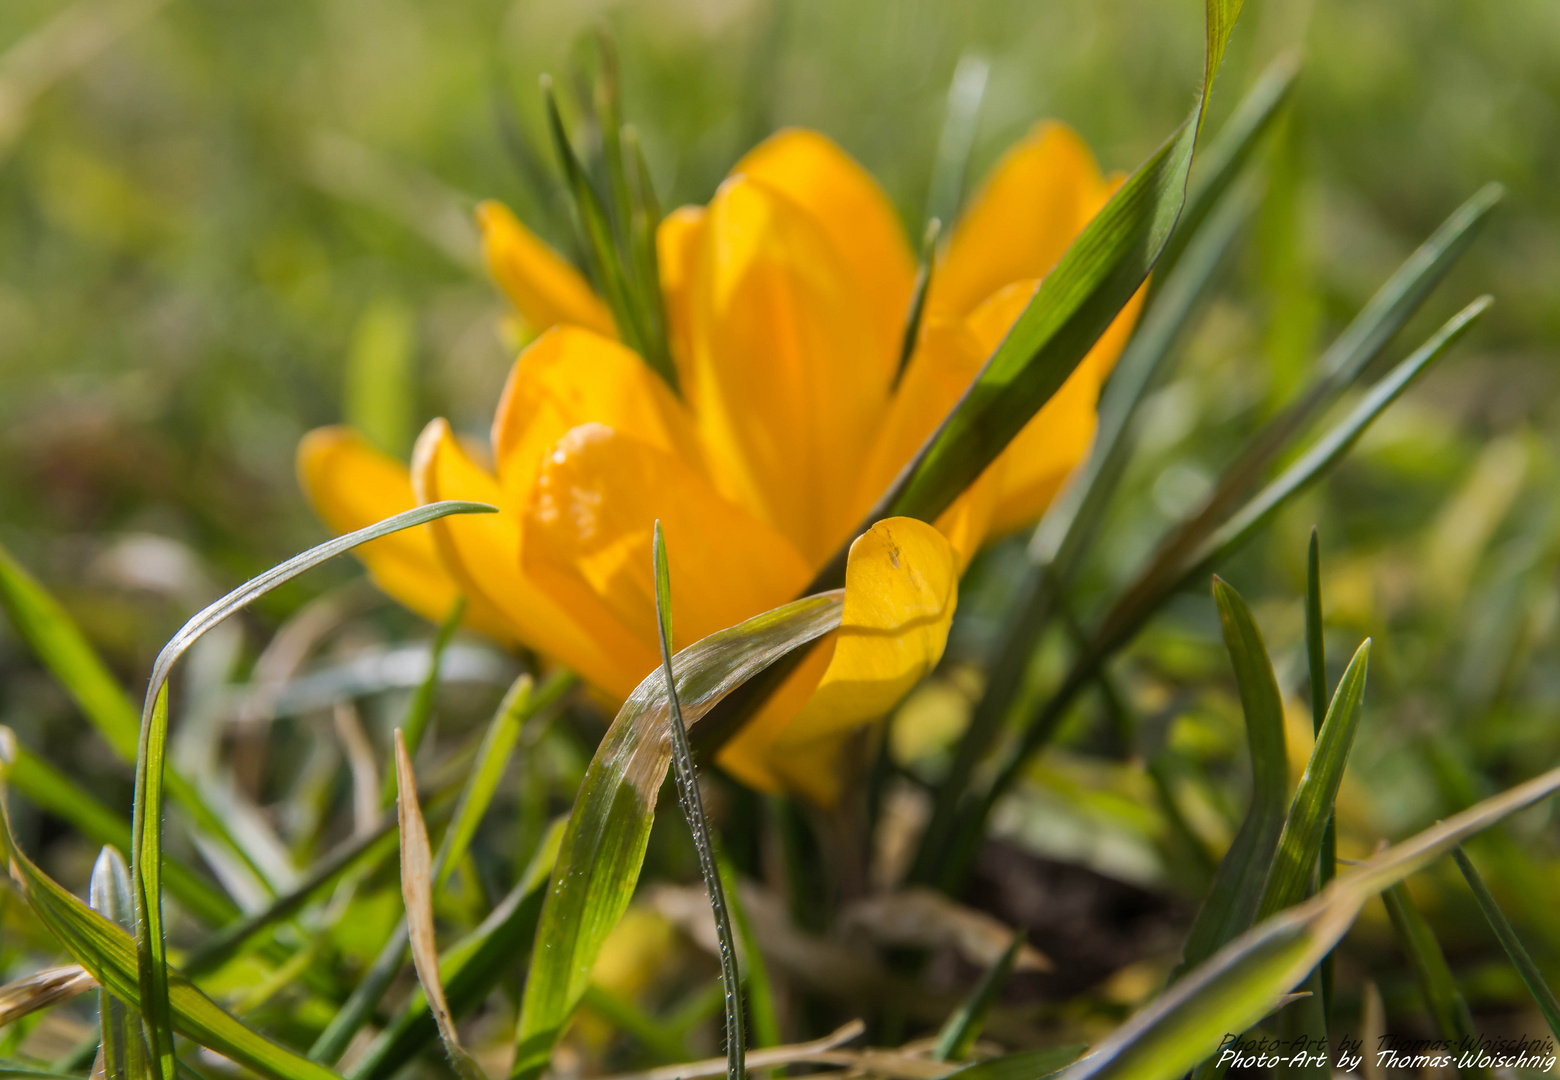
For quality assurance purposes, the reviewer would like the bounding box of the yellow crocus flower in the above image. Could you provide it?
[297,122,1140,805]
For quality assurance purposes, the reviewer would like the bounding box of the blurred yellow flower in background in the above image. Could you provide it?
[298,122,1138,804]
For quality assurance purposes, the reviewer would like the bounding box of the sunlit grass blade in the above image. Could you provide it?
[129,501,493,1080]
[394,732,488,1080]
[0,543,255,887]
[351,820,565,1080]
[0,796,342,1080]
[90,848,146,1080]
[957,298,1491,871]
[925,52,988,232]
[1451,847,1560,1040]
[652,523,744,1080]
[1175,579,1290,975]
[380,597,464,806]
[1051,763,1560,1080]
[1258,640,1370,919]
[1,738,236,927]
[511,590,844,1080]
[932,929,1023,1062]
[1382,884,1484,1078]
[910,175,1254,889]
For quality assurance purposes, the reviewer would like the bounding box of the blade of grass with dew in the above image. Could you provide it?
[1174,579,1290,976]
[909,174,1254,888]
[924,52,988,232]
[129,501,494,1080]
[435,670,573,896]
[351,820,565,1080]
[394,732,488,1080]
[90,848,147,1080]
[1451,847,1560,1040]
[932,929,1024,1062]
[1049,763,1560,1080]
[0,797,342,1080]
[696,0,1250,758]
[1382,884,1486,1079]
[949,297,1492,887]
[0,543,258,888]
[715,857,779,1052]
[1303,530,1337,1022]
[380,597,465,807]
[652,522,744,1080]
[511,590,844,1080]
[1257,640,1370,920]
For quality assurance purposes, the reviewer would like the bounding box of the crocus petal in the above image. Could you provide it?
[687,174,892,564]
[928,121,1105,323]
[296,426,512,641]
[489,325,704,511]
[523,422,814,700]
[476,200,616,339]
[410,418,621,690]
[656,204,706,387]
[734,129,916,362]
[717,517,957,806]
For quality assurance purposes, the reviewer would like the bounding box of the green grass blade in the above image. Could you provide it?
[944,1046,1086,1080]
[350,820,564,1080]
[1451,847,1560,1040]
[933,930,1023,1062]
[895,218,941,387]
[0,543,255,886]
[0,802,343,1080]
[1175,579,1290,975]
[511,590,844,1080]
[380,596,464,807]
[394,732,488,1080]
[580,985,691,1064]
[1050,763,1560,1080]
[925,52,988,231]
[1382,884,1486,1079]
[652,523,745,1080]
[1303,530,1335,1021]
[1258,640,1370,920]
[129,501,494,1080]
[716,857,779,1053]
[434,670,572,896]
[90,848,146,1080]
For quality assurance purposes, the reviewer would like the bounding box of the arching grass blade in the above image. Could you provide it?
[932,929,1024,1062]
[1452,847,1560,1041]
[1382,884,1485,1079]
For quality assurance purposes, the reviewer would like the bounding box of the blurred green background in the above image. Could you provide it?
[5,0,1560,1041]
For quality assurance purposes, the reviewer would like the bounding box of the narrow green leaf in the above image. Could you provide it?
[1452,847,1560,1041]
[0,804,343,1080]
[1258,640,1370,920]
[90,849,146,1080]
[944,1046,1086,1080]
[1051,762,1560,1080]
[1303,530,1336,1021]
[350,820,565,1080]
[129,501,494,1080]
[511,590,844,1080]
[381,596,465,807]
[1382,884,1486,1080]
[394,732,488,1080]
[653,523,744,1080]
[933,930,1023,1062]
[716,857,779,1053]
[1176,579,1289,975]
[435,670,572,896]
[924,53,988,232]
[895,218,941,387]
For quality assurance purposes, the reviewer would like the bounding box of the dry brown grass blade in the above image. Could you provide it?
[394,730,487,1080]
[0,963,96,1025]
[842,889,1051,972]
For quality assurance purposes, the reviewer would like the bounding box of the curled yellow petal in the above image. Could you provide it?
[476,200,615,339]
[735,128,916,361]
[928,121,1105,323]
[718,517,958,805]
[296,426,510,640]
[688,174,892,564]
[489,325,703,510]
[523,422,814,700]
[410,418,619,685]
